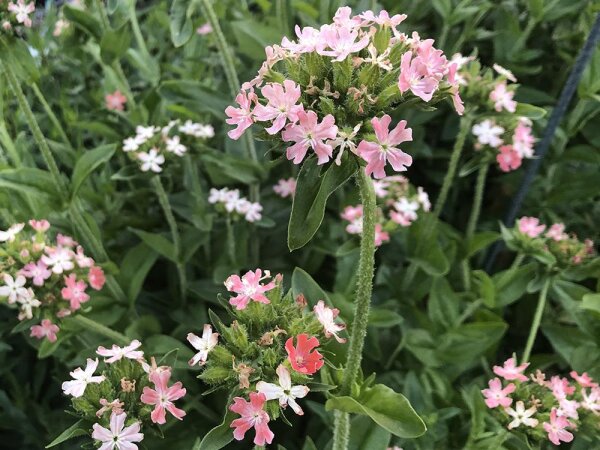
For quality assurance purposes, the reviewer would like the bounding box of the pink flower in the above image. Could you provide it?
[8,0,35,28]
[374,223,390,246]
[75,246,94,268]
[42,246,74,273]
[360,10,406,29]
[314,300,346,343]
[28,219,50,232]
[141,370,186,424]
[557,398,579,420]
[224,269,276,310]
[253,80,303,134]
[88,266,106,290]
[357,115,413,179]
[570,371,598,388]
[273,177,297,198]
[446,63,465,115]
[282,110,338,165]
[92,412,144,450]
[548,375,575,400]
[546,223,567,242]
[62,358,105,398]
[512,121,535,158]
[490,82,517,113]
[285,334,324,374]
[225,90,257,140]
[390,197,419,226]
[230,392,274,446]
[318,24,370,61]
[398,51,439,102]
[518,217,546,238]
[105,90,127,111]
[96,398,124,418]
[543,408,574,446]
[341,205,363,222]
[61,274,90,310]
[57,234,77,247]
[97,340,144,363]
[496,145,522,172]
[481,378,515,408]
[493,357,529,382]
[20,260,52,286]
[257,365,310,415]
[30,319,59,343]
[196,22,213,35]
[187,324,219,366]
[282,25,322,53]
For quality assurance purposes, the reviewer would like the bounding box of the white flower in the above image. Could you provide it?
[161,120,179,136]
[8,1,35,27]
[17,288,41,320]
[208,188,229,204]
[0,223,24,242]
[135,125,159,142]
[493,63,517,82]
[256,365,309,415]
[314,300,346,343]
[505,401,538,429]
[362,44,393,71]
[472,120,504,148]
[243,202,263,222]
[41,247,74,274]
[179,120,215,138]
[138,148,165,173]
[187,324,219,366]
[62,358,105,398]
[123,137,140,152]
[0,274,28,304]
[97,340,144,364]
[417,187,431,212]
[328,123,362,165]
[92,412,144,450]
[165,136,187,156]
[394,197,419,221]
[581,388,600,414]
[372,180,390,198]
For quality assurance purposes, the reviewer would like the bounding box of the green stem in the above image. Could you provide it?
[31,83,73,150]
[461,162,489,290]
[225,217,236,264]
[332,169,377,450]
[151,176,187,302]
[72,315,130,345]
[128,0,152,60]
[521,277,551,363]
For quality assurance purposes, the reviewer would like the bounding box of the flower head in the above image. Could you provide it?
[314,300,346,343]
[42,246,74,274]
[8,1,35,27]
[97,340,144,364]
[256,365,310,415]
[225,90,257,140]
[138,148,165,173]
[496,145,522,172]
[224,269,276,310]
[105,91,127,111]
[88,266,106,290]
[285,334,324,374]
[253,80,303,134]
[546,223,567,242]
[481,378,516,408]
[62,358,105,398]
[472,120,504,148]
[0,274,28,304]
[187,324,219,366]
[490,82,516,113]
[229,392,274,446]
[61,274,90,310]
[282,110,338,165]
[92,412,144,450]
[543,408,574,446]
[493,357,529,382]
[196,22,212,35]
[28,219,50,232]
[141,370,186,424]
[518,217,546,238]
[0,223,24,242]
[505,401,539,429]
[30,319,59,342]
[273,177,297,198]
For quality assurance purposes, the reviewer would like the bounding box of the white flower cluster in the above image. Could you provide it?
[121,120,214,173]
[208,188,263,223]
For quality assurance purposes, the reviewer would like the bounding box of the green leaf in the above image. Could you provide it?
[466,231,500,258]
[428,277,459,329]
[0,167,60,200]
[70,144,116,197]
[118,243,159,304]
[38,337,61,358]
[582,293,600,315]
[288,157,358,250]
[46,420,87,448]
[325,384,426,438]
[100,27,132,63]
[196,409,236,450]
[170,0,196,47]
[126,49,160,86]
[291,267,330,305]
[230,20,284,60]
[200,152,263,185]
[438,322,507,365]
[63,5,103,40]
[130,229,177,262]
[158,80,229,118]
[472,270,495,308]
[514,103,547,120]
[493,263,537,307]
[407,216,450,277]
[368,308,404,328]
[348,415,391,450]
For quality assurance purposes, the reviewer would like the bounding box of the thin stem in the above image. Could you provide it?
[151,176,187,303]
[522,277,551,363]
[332,169,377,450]
[71,315,130,345]
[31,83,73,150]
[225,217,236,264]
[128,0,152,60]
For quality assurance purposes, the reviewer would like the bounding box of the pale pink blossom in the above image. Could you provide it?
[512,122,535,158]
[390,197,419,226]
[273,177,297,198]
[8,0,35,28]
[505,401,538,429]
[225,90,257,140]
[313,300,346,343]
[446,63,465,115]
[331,6,363,29]
[30,319,59,342]
[282,110,338,165]
[360,10,406,30]
[61,274,89,310]
[57,234,77,247]
[548,376,575,400]
[253,80,303,134]
[42,246,74,273]
[490,82,517,113]
[74,246,94,268]
[398,51,439,102]
[357,115,413,179]
[187,324,219,366]
[518,217,546,238]
[62,358,105,398]
[341,205,363,222]
[493,357,529,382]
[482,378,515,408]
[281,25,322,53]
[92,412,144,450]
[0,274,28,304]
[230,392,274,446]
[224,269,276,310]
[196,22,213,35]
[581,387,600,414]
[496,145,522,172]
[88,266,106,290]
[28,219,50,232]
[374,223,390,246]
[543,408,574,446]
[53,18,69,36]
[0,223,24,242]
[138,148,165,173]
[318,23,370,61]
[141,370,186,424]
[557,398,579,420]
[547,223,567,242]
[96,398,124,418]
[97,340,144,363]
[105,91,127,111]
[570,371,598,388]
[472,120,504,148]
[256,365,309,415]
[20,260,52,286]
[17,288,40,320]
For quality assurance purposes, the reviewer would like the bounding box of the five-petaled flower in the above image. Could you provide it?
[496,145,522,172]
[481,377,515,408]
[8,1,35,28]
[141,370,187,424]
[505,401,539,430]
[92,412,144,450]
[0,274,28,304]
[61,274,90,310]
[282,110,338,165]
[225,90,257,140]
[229,392,274,446]
[137,148,165,173]
[256,365,310,415]
[517,217,546,238]
[543,408,574,446]
[253,80,304,134]
[62,358,105,398]
[285,334,324,375]
[30,319,60,342]
[187,324,219,366]
[313,300,346,343]
[105,90,127,111]
[493,357,529,382]
[97,340,144,363]
[224,269,276,310]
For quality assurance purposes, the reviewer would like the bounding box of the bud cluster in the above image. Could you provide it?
[226,7,463,179]
[482,357,600,446]
[0,220,106,342]
[61,340,186,449]
[121,120,214,173]
[186,269,347,446]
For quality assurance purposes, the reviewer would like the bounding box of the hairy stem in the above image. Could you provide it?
[522,277,551,363]
[332,169,377,450]
[72,315,130,345]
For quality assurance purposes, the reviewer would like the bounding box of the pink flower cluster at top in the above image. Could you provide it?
[482,358,600,446]
[0,220,106,343]
[62,340,186,449]
[208,187,263,223]
[3,1,35,31]
[226,7,463,179]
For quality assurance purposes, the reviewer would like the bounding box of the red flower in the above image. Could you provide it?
[285,334,324,374]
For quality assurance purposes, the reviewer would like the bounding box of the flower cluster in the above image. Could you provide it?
[503,217,596,268]
[273,177,297,199]
[0,220,106,342]
[226,7,462,179]
[341,176,430,246]
[482,358,600,446]
[187,269,346,446]
[121,120,214,173]
[61,340,186,449]
[208,187,263,223]
[1,0,35,34]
